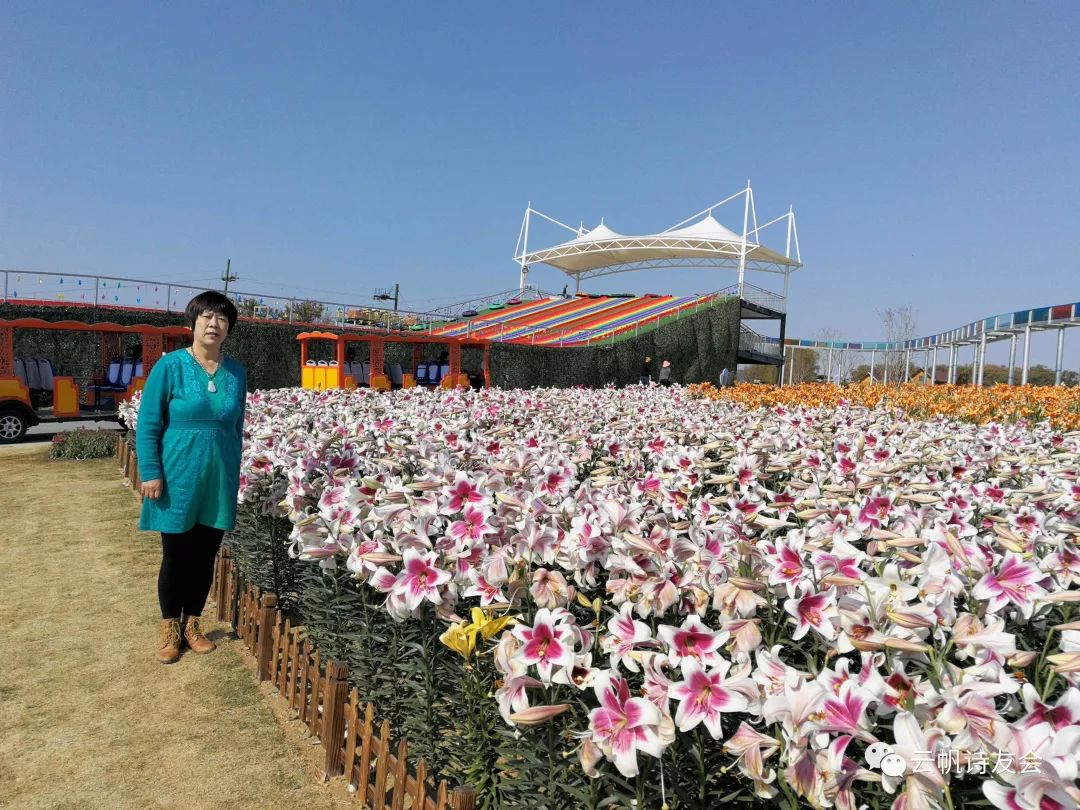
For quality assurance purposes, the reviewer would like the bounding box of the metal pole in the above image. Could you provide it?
[977,332,987,386]
[948,345,956,384]
[519,208,530,293]
[870,350,876,383]
[826,347,833,383]
[1021,325,1031,385]
[2,271,6,304]
[883,353,889,386]
[1007,334,1017,385]
[737,182,750,298]
[931,346,938,385]
[1055,327,1065,386]
[904,349,911,382]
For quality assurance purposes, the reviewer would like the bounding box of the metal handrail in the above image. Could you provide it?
[739,282,786,313]
[739,325,783,358]
[1,269,438,329]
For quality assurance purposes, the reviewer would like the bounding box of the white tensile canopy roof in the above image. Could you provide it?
[513,184,802,290]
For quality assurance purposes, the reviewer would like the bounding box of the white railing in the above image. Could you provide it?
[739,282,786,313]
[739,325,783,358]
[0,269,437,330]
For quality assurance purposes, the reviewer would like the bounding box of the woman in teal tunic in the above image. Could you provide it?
[136,291,247,664]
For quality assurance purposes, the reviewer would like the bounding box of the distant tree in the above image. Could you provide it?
[979,364,1010,386]
[878,305,918,386]
[816,329,852,383]
[234,297,258,318]
[785,348,820,383]
[1025,364,1060,387]
[286,300,326,324]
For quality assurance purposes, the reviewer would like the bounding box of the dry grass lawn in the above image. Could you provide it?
[0,444,358,810]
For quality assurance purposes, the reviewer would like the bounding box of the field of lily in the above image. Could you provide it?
[123,384,1080,809]
[689,382,1080,432]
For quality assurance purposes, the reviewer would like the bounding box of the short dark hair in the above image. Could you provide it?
[184,291,238,330]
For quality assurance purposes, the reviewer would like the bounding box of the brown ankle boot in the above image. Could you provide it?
[158,618,182,664]
[183,616,216,654]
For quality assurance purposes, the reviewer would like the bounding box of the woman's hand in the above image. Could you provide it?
[141,479,163,500]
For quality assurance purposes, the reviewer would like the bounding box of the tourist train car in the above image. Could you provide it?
[0,317,190,443]
[297,330,491,391]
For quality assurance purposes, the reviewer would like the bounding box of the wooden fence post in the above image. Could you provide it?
[372,719,391,807]
[390,737,409,810]
[256,593,278,681]
[451,786,477,810]
[276,618,291,696]
[319,661,349,780]
[214,549,231,622]
[228,563,240,629]
[357,702,375,802]
[307,650,322,732]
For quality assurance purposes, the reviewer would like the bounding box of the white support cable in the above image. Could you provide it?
[662,187,750,231]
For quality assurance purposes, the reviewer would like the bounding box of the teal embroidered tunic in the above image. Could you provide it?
[136,349,247,534]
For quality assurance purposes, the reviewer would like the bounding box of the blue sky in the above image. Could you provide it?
[2,2,1078,366]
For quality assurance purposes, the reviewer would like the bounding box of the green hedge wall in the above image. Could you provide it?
[3,297,740,391]
[2,303,308,390]
[489,296,740,388]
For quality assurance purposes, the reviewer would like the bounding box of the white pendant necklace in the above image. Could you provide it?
[189,348,221,393]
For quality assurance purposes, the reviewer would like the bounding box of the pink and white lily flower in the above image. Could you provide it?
[667,658,750,738]
[601,602,653,673]
[973,552,1048,619]
[785,587,839,641]
[511,608,577,683]
[587,672,665,777]
[443,472,489,513]
[390,548,450,612]
[656,615,727,668]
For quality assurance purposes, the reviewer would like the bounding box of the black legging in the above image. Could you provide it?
[158,523,224,619]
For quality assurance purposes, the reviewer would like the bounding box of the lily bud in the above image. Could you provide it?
[886,607,936,630]
[883,637,931,654]
[943,532,967,560]
[509,704,571,726]
[1007,650,1039,667]
[728,576,766,591]
[1048,652,1080,674]
[1039,591,1080,603]
[850,639,885,652]
[885,537,924,548]
[821,574,863,588]
[359,552,403,565]
[870,528,901,540]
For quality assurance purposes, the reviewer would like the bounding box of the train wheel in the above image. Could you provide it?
[0,408,28,443]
